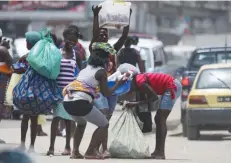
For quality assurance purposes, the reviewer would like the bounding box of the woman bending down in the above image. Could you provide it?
[125,73,182,159]
[63,42,125,159]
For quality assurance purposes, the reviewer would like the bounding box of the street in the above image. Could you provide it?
[0,99,230,163]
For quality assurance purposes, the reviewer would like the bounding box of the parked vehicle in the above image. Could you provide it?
[186,63,231,140]
[179,47,231,136]
[164,45,196,81]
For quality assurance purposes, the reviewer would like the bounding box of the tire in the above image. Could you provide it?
[181,109,187,137]
[187,126,200,140]
[182,121,187,137]
[228,128,231,133]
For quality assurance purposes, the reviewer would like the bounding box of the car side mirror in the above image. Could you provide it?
[155,61,162,66]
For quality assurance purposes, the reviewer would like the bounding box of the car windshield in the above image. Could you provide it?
[196,67,231,89]
[190,51,231,71]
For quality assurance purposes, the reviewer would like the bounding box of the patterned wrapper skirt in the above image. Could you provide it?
[0,74,11,119]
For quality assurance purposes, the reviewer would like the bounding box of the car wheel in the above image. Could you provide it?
[182,120,187,137]
[187,126,200,140]
[228,128,231,133]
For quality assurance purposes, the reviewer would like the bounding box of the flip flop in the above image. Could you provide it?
[61,150,71,156]
[84,155,104,160]
[70,153,84,159]
[46,150,54,156]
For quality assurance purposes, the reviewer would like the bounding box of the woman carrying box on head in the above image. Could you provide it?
[86,5,132,158]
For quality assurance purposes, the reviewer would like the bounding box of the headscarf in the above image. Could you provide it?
[25,31,41,46]
[92,42,116,55]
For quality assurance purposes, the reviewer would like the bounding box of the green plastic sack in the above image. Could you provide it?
[27,29,62,79]
[108,109,150,159]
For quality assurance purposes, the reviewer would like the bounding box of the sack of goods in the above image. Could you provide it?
[108,109,150,159]
[27,28,62,80]
[13,67,63,115]
[98,0,131,29]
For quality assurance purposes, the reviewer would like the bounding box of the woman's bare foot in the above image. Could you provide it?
[102,150,111,159]
[16,144,26,151]
[85,150,104,160]
[37,131,48,136]
[151,152,165,160]
[70,151,84,159]
[28,146,35,153]
[61,148,71,156]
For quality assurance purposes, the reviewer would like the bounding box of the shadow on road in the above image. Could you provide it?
[198,134,231,141]
[169,132,231,141]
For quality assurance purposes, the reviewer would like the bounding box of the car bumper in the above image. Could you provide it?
[187,108,231,127]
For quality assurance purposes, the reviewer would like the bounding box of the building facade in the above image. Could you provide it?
[0,1,230,43]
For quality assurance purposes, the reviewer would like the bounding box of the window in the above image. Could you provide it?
[196,68,231,89]
[153,49,163,62]
[140,47,151,71]
[190,51,231,70]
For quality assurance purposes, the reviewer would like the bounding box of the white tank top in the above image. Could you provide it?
[77,65,103,89]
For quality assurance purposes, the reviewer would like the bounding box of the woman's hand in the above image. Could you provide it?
[18,54,28,63]
[116,77,127,87]
[66,90,74,99]
[92,5,102,16]
[125,101,138,108]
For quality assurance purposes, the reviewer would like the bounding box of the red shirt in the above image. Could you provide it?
[135,73,177,99]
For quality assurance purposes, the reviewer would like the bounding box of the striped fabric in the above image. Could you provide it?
[56,49,76,88]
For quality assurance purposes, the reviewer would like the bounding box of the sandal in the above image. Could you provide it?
[70,152,84,159]
[84,155,104,160]
[61,149,71,156]
[46,150,54,156]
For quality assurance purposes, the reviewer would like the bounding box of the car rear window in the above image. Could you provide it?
[196,67,231,89]
[190,51,231,70]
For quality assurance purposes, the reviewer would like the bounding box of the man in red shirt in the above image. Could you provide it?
[125,73,182,159]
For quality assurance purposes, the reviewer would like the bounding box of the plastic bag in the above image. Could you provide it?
[27,29,62,79]
[108,109,150,159]
[98,0,131,29]
[117,63,140,75]
[5,73,22,106]
[37,115,47,125]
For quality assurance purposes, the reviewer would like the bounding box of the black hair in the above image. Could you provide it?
[68,25,79,34]
[63,27,79,39]
[50,33,57,45]
[68,25,82,38]
[88,49,110,67]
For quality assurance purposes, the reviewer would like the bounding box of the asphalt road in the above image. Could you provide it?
[0,100,230,163]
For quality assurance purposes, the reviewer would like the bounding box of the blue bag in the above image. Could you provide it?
[108,80,131,96]
[13,67,63,115]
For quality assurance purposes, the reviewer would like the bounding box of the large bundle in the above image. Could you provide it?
[13,67,63,115]
[98,0,131,29]
[108,109,150,159]
[5,73,23,106]
[27,29,62,80]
